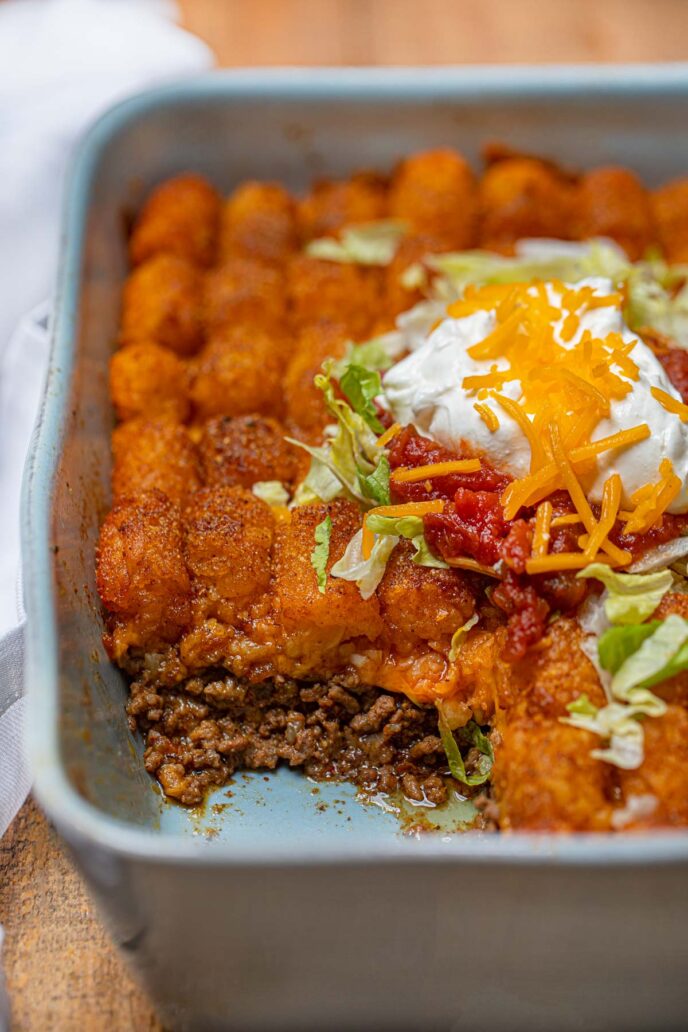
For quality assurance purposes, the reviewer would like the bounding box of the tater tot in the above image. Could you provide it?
[616,706,688,828]
[129,174,220,267]
[385,234,448,317]
[389,149,477,248]
[509,619,607,719]
[189,328,286,421]
[492,717,612,831]
[219,182,298,265]
[575,167,655,260]
[120,254,203,356]
[112,419,200,506]
[491,619,612,830]
[287,255,380,340]
[377,541,475,648]
[478,157,575,250]
[298,172,388,241]
[652,177,688,262]
[203,258,287,334]
[96,490,191,651]
[274,499,383,643]
[198,415,301,489]
[182,486,274,600]
[283,320,349,439]
[110,341,190,423]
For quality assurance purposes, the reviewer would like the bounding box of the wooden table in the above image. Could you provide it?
[3,1,688,1027]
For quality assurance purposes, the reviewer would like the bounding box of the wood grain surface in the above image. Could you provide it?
[179,0,688,66]
[2,1,687,1028]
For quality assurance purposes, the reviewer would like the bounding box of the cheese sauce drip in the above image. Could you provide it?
[384,277,688,519]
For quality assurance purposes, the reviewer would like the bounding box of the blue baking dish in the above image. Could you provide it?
[23,68,688,1030]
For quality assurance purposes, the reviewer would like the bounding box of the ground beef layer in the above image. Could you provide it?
[127,671,471,809]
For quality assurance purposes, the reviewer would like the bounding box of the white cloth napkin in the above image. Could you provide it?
[0,5,212,1020]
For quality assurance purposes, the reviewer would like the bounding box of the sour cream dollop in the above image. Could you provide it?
[383,277,688,511]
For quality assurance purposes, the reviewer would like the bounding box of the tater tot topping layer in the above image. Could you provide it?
[97,149,688,827]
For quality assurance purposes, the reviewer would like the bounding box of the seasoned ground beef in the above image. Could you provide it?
[127,670,461,808]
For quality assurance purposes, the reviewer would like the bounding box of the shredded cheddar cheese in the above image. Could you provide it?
[444,280,664,572]
[583,473,622,559]
[651,386,688,423]
[531,501,553,559]
[391,459,481,483]
[621,458,682,534]
[550,513,584,527]
[376,422,401,447]
[473,402,500,432]
[525,552,614,574]
[372,280,683,578]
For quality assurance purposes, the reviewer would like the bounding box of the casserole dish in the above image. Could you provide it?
[24,67,688,1031]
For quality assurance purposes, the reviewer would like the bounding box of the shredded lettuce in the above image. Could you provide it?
[251,480,290,507]
[358,455,391,506]
[339,364,384,433]
[624,263,688,346]
[611,613,688,695]
[428,240,605,294]
[365,512,449,569]
[305,220,407,266]
[311,515,332,594]
[428,238,688,346]
[578,563,673,625]
[563,692,667,770]
[291,456,343,506]
[448,613,480,662]
[331,512,448,597]
[287,367,383,507]
[330,334,406,379]
[567,615,688,768]
[437,711,494,786]
[598,622,661,675]
[567,614,688,768]
[399,262,428,291]
[330,528,398,600]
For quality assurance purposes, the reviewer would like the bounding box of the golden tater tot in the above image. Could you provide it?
[274,499,383,643]
[491,619,611,830]
[219,181,298,265]
[389,149,477,248]
[298,172,388,241]
[203,258,286,334]
[96,490,191,651]
[120,254,203,356]
[478,157,575,250]
[112,419,200,506]
[492,717,612,831]
[575,167,655,260]
[129,174,220,267]
[283,320,349,439]
[198,414,300,489]
[182,486,274,600]
[377,541,475,647]
[190,328,286,421]
[652,177,688,262]
[110,341,190,423]
[287,255,380,340]
[509,618,607,719]
[385,234,448,317]
[616,706,688,828]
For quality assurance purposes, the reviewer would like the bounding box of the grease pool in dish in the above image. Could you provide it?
[96,146,688,831]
